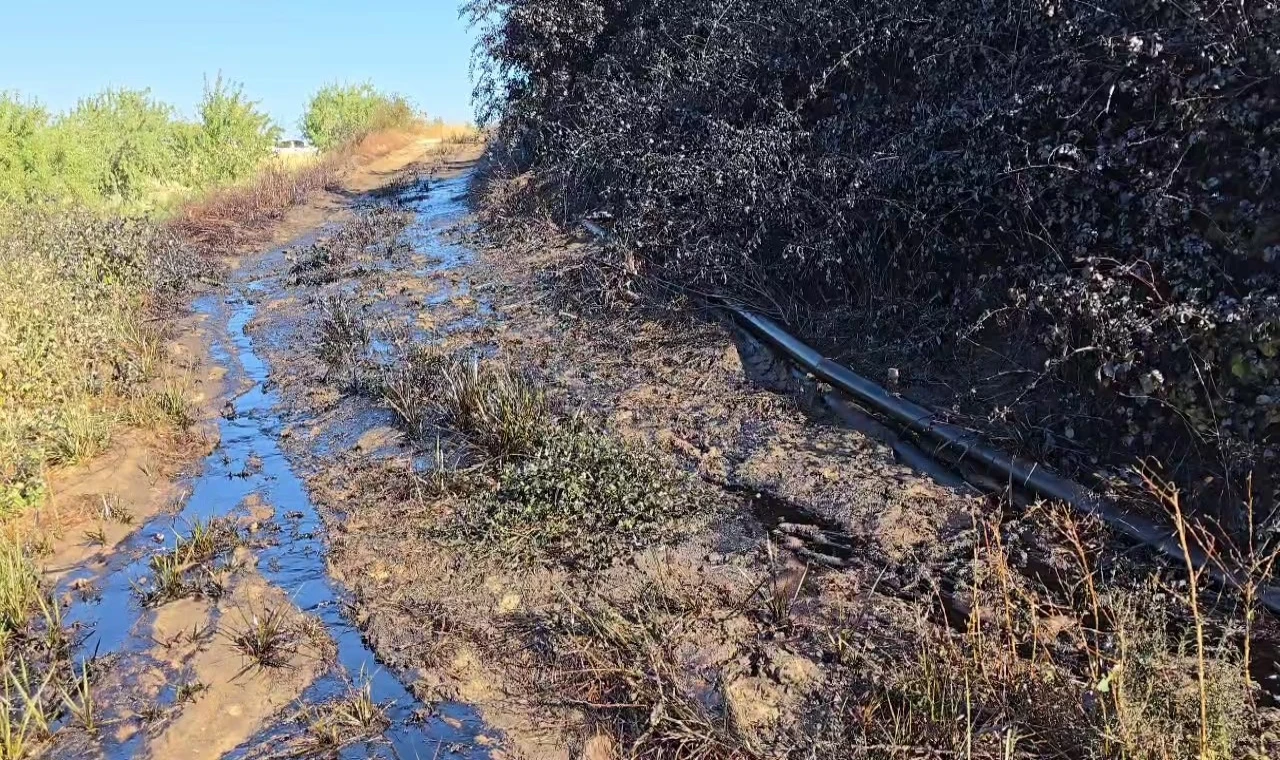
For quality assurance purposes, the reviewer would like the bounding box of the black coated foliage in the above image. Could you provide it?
[454,418,694,567]
[468,0,1280,524]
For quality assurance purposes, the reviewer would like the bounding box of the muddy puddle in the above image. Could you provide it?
[50,172,495,758]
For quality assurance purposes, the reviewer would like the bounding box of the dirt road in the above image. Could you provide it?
[35,138,496,759]
[29,133,1280,759]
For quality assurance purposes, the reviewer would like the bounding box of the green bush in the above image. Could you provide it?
[301,82,417,150]
[0,95,56,205]
[0,80,279,213]
[185,75,281,188]
[58,88,182,204]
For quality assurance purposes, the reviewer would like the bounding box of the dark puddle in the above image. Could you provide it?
[54,177,494,758]
[308,171,496,461]
[400,175,494,322]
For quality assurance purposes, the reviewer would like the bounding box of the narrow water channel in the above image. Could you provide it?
[55,172,494,759]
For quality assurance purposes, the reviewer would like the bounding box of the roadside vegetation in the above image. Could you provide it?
[0,532,98,755]
[0,77,278,214]
[0,209,209,512]
[466,0,1279,542]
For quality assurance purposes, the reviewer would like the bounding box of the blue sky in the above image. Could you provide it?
[1,1,477,137]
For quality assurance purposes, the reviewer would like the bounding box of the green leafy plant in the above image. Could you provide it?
[0,80,278,212]
[301,83,417,150]
[184,75,280,188]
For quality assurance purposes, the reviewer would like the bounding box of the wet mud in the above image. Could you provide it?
[39,147,496,759]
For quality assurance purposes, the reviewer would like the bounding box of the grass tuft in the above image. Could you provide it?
[134,518,241,607]
[224,606,299,672]
[0,539,42,635]
[383,351,552,459]
[299,672,390,752]
[436,357,550,459]
[0,535,100,754]
[316,295,372,393]
[58,661,96,734]
[380,346,446,443]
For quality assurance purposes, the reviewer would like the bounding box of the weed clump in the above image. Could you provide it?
[0,535,102,754]
[289,206,411,285]
[789,503,1274,760]
[379,347,694,564]
[452,419,694,567]
[317,295,372,392]
[381,346,447,443]
[297,675,389,753]
[223,605,300,673]
[383,353,549,458]
[132,518,242,607]
[515,594,749,758]
[0,539,42,635]
[437,357,549,459]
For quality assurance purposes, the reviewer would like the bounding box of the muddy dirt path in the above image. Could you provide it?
[243,154,1280,759]
[34,140,498,759]
[36,133,1279,759]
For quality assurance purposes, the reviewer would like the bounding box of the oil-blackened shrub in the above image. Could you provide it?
[448,417,694,567]
[469,0,1280,528]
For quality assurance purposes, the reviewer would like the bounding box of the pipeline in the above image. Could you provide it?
[578,219,1280,615]
[729,307,1280,615]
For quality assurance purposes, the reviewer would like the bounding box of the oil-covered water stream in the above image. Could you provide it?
[53,172,494,758]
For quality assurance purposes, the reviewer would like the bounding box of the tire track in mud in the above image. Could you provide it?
[51,163,495,759]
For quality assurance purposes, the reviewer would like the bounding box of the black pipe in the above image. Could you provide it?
[729,307,1280,615]
[576,219,1280,614]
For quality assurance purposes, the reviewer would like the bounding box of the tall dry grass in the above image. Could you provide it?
[168,150,344,256]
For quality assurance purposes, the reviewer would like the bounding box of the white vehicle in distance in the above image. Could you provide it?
[273,138,318,158]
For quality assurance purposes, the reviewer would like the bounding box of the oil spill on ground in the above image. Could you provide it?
[51,176,495,758]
